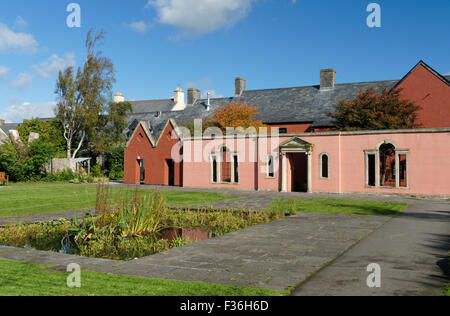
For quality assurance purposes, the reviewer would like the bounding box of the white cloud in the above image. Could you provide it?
[202,89,224,99]
[0,23,38,54]
[125,21,153,34]
[147,0,255,35]
[32,53,76,78]
[0,101,56,123]
[12,73,33,89]
[185,77,224,98]
[14,16,28,29]
[186,77,214,89]
[0,65,10,78]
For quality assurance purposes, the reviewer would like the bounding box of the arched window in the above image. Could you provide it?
[210,146,239,184]
[365,141,409,189]
[221,147,232,183]
[320,153,329,179]
[211,155,218,183]
[267,155,275,178]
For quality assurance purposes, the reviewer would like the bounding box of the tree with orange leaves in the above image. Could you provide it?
[206,101,266,131]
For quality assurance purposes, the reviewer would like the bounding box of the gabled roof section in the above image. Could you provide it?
[279,137,314,152]
[392,60,450,91]
[126,118,181,148]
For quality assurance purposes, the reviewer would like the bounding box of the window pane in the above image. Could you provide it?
[321,155,329,178]
[399,154,407,187]
[234,155,239,183]
[368,154,376,186]
[268,155,274,177]
[212,156,217,183]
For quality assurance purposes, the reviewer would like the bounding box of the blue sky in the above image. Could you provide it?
[0,0,449,122]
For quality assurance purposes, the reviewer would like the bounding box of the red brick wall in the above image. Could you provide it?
[124,123,182,186]
[266,123,312,134]
[396,64,450,128]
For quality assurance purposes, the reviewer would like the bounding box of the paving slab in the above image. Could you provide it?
[112,213,389,290]
[292,200,450,296]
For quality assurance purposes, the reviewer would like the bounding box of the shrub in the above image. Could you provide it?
[0,138,56,182]
[104,147,124,179]
[161,208,284,237]
[0,219,70,251]
[91,164,103,178]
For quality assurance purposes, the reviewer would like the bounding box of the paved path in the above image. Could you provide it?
[0,212,389,291]
[292,199,450,296]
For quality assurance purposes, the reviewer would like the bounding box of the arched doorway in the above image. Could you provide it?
[379,143,396,187]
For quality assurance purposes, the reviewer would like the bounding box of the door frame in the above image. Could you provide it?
[279,137,313,193]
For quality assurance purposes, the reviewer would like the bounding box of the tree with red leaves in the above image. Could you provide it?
[329,87,422,131]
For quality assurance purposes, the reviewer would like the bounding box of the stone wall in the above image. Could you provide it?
[46,159,78,174]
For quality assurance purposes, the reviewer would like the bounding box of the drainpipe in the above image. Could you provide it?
[338,133,342,194]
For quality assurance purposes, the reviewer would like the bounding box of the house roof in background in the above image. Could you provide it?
[129,99,175,113]
[0,123,20,134]
[392,60,450,91]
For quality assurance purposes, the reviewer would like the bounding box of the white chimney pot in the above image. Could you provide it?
[114,92,125,103]
[172,88,186,111]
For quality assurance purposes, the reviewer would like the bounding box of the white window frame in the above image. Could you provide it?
[210,146,240,184]
[364,141,410,189]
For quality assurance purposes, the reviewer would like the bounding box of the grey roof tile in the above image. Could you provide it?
[129,99,174,113]
[126,79,398,138]
[0,123,20,134]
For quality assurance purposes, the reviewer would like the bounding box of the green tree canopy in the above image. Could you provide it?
[17,118,65,154]
[55,29,115,159]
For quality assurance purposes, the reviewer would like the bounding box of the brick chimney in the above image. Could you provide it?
[187,88,201,105]
[235,77,246,96]
[172,88,186,111]
[320,69,336,91]
[0,119,5,126]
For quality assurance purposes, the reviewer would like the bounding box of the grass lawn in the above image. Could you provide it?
[269,198,409,216]
[0,259,283,296]
[0,185,240,218]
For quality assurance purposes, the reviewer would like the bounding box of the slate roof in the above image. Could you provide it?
[129,99,175,113]
[0,123,20,134]
[125,79,399,138]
